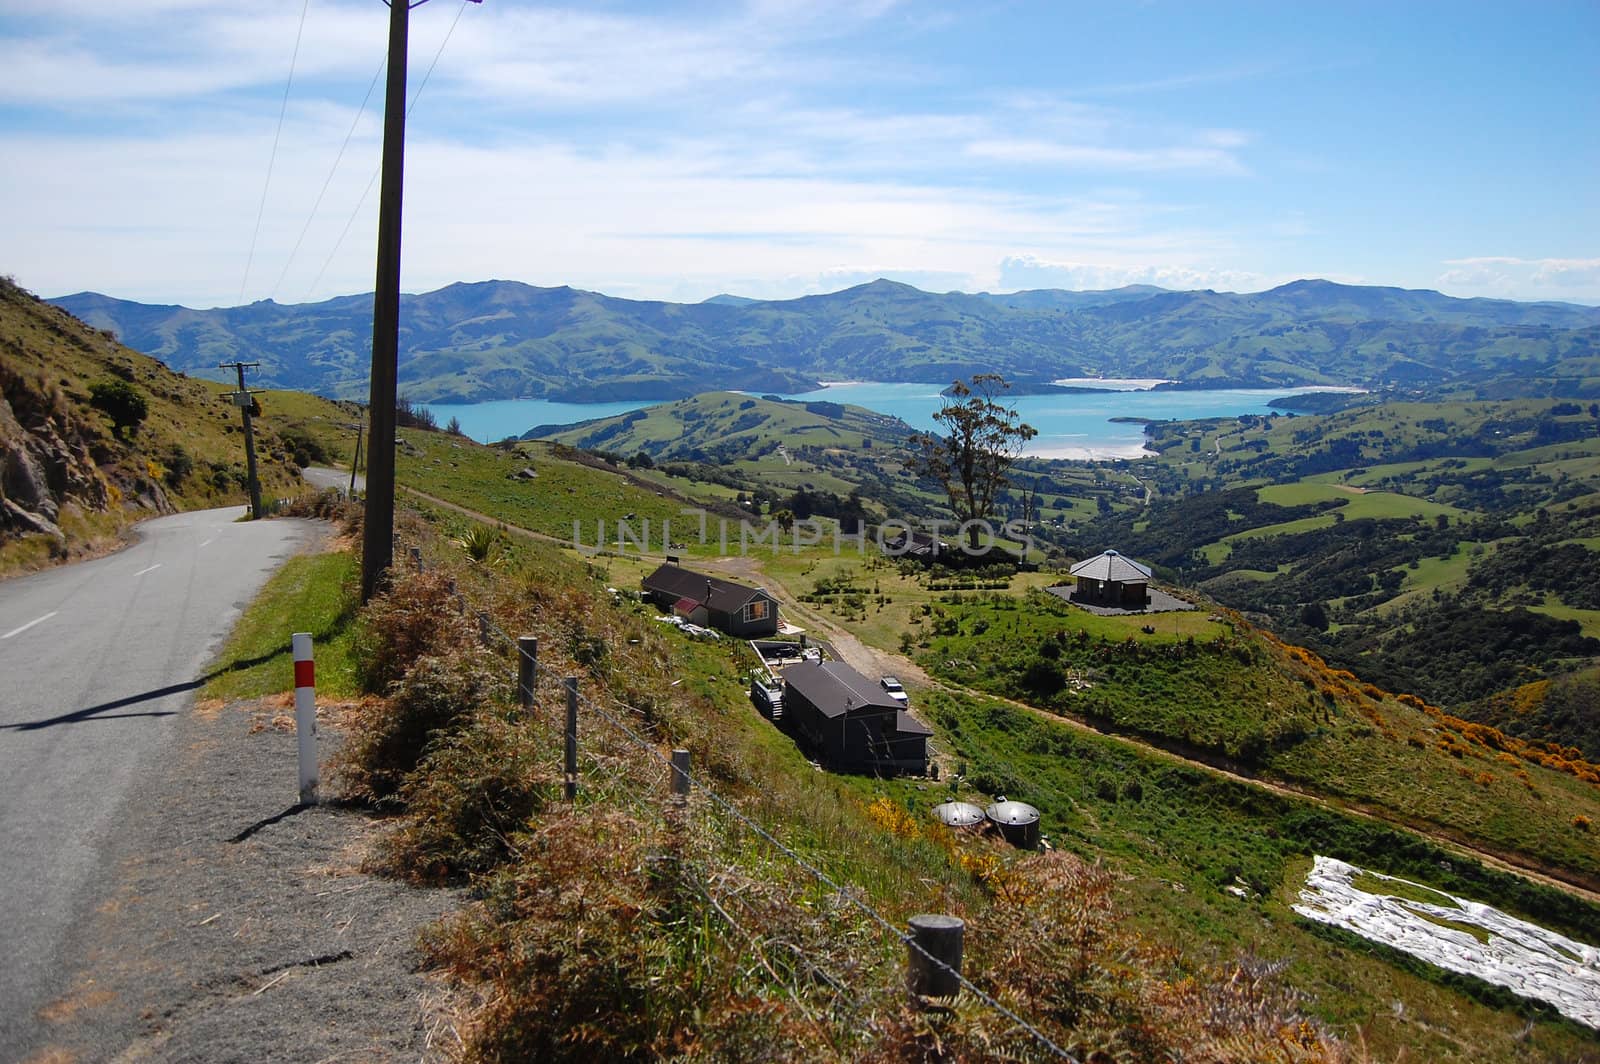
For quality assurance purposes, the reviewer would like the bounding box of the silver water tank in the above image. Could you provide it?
[985,798,1041,849]
[931,801,986,828]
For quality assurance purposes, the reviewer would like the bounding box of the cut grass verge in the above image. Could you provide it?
[202,548,361,701]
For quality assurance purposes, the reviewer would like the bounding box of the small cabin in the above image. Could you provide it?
[880,528,950,561]
[1067,549,1152,608]
[780,659,930,775]
[641,563,779,637]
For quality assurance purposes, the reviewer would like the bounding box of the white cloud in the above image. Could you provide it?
[996,256,1270,294]
[1438,257,1600,303]
[964,138,1245,175]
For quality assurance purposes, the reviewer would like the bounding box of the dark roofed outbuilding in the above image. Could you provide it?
[641,563,779,637]
[781,659,930,775]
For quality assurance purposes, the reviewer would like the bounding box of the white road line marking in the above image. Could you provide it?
[199,538,214,548]
[2,612,58,640]
[134,564,162,577]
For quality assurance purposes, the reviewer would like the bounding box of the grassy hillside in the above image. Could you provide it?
[0,276,357,575]
[538,390,915,462]
[917,591,1600,890]
[1067,399,1600,731]
[245,431,1600,1058]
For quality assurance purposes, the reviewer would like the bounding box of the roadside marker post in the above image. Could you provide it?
[292,633,319,805]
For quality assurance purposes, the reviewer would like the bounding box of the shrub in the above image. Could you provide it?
[89,378,148,438]
[352,570,477,694]
[422,810,840,1062]
[458,524,504,563]
[276,425,332,467]
[372,709,554,882]
[339,647,504,801]
[161,444,194,487]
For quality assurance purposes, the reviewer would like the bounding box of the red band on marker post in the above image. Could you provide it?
[294,659,315,688]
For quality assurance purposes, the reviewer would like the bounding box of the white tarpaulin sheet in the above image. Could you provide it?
[1294,855,1600,1029]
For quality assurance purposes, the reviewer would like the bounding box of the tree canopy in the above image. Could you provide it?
[908,374,1037,550]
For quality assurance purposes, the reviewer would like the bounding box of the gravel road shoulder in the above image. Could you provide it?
[22,695,466,1064]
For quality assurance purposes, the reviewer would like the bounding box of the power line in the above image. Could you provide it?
[270,55,387,302]
[301,0,473,304]
[239,0,312,306]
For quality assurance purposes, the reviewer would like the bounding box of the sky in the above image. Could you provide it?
[1,0,1596,310]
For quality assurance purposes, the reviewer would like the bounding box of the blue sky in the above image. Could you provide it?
[1,0,1595,308]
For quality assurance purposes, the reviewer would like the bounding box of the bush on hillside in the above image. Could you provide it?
[88,378,148,438]
[421,809,845,1062]
[371,709,555,882]
[352,570,477,694]
[339,648,504,801]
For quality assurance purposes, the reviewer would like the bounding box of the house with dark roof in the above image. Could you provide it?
[780,658,931,775]
[1067,549,1152,608]
[641,562,779,637]
[880,528,950,561]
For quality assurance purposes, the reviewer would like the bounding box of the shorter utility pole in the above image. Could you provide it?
[348,420,365,496]
[220,360,263,518]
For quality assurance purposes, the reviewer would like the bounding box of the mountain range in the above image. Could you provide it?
[51,278,1600,404]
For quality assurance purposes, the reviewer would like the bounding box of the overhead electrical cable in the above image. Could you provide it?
[302,0,473,304]
[270,56,387,301]
[239,0,312,305]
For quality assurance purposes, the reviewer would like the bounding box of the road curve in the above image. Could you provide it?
[302,465,363,493]
[0,506,323,1060]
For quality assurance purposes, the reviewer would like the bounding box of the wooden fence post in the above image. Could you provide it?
[906,914,964,1003]
[518,636,538,709]
[564,676,579,801]
[670,748,691,803]
[409,546,422,572]
[476,610,491,647]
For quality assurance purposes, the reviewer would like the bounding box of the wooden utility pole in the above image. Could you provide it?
[219,360,263,518]
[360,0,480,602]
[360,0,410,602]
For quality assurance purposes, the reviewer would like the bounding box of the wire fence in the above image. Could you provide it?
[468,610,1078,1061]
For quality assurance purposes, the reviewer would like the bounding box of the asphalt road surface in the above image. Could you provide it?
[0,507,322,1060]
[302,465,363,492]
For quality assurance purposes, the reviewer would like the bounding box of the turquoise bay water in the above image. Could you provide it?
[425,382,1325,459]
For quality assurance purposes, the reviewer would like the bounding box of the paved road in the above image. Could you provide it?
[0,507,322,1059]
[302,465,363,492]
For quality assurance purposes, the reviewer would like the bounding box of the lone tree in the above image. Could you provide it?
[908,374,1037,551]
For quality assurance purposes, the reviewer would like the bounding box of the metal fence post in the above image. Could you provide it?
[409,546,422,572]
[906,914,964,1003]
[564,676,579,801]
[518,636,538,709]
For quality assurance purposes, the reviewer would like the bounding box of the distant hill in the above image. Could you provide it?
[701,293,760,306]
[52,277,1600,404]
[533,390,915,464]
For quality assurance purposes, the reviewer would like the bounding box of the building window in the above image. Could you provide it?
[745,599,770,622]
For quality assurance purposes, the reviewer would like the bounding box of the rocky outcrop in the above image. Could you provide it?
[0,364,113,542]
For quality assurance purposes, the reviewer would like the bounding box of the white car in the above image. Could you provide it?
[880,676,909,705]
